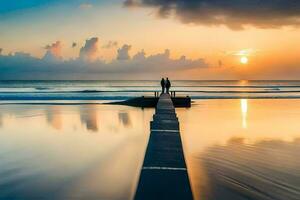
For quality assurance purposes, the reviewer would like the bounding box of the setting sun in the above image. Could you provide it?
[240,56,249,64]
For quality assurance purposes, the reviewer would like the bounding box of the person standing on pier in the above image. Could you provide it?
[166,78,171,94]
[161,78,166,94]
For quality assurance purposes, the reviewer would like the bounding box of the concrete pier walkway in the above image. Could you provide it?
[134,93,193,200]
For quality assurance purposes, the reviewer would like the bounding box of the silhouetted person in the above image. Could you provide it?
[160,78,165,94]
[166,78,171,94]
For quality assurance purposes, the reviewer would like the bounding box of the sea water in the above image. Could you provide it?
[0,80,299,200]
[2,80,300,101]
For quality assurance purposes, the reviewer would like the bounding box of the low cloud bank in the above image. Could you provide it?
[0,37,207,80]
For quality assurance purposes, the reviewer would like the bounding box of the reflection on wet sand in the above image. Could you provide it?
[46,106,62,130]
[80,106,99,132]
[200,137,300,200]
[177,99,300,200]
[0,104,154,200]
[61,133,144,200]
[1,99,300,199]
[119,111,132,127]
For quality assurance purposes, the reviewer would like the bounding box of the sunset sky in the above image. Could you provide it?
[1,0,300,79]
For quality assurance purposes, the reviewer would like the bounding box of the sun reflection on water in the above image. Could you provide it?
[241,99,248,128]
[178,99,300,200]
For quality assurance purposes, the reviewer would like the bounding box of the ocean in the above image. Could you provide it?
[2,80,300,101]
[0,80,299,200]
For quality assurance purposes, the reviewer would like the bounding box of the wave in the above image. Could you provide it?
[35,87,50,90]
[186,90,300,93]
[2,94,300,101]
[2,80,300,101]
[190,95,300,99]
[0,95,131,101]
[2,89,300,94]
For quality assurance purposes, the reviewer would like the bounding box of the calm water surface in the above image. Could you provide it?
[178,99,300,200]
[0,104,154,199]
[0,82,300,200]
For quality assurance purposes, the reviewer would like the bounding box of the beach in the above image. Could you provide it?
[3,0,300,199]
[0,81,300,200]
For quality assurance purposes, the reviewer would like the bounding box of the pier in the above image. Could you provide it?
[109,92,191,108]
[134,93,193,200]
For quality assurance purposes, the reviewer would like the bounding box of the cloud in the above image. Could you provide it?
[43,41,62,61]
[225,49,260,57]
[132,49,146,60]
[3,41,300,80]
[102,41,118,49]
[79,37,99,61]
[0,44,207,80]
[117,44,131,60]
[79,3,93,9]
[124,0,300,30]
[72,42,77,48]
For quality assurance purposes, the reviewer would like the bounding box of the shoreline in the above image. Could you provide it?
[1,96,300,106]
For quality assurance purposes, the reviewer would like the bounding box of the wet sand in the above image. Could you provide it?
[178,99,300,200]
[0,104,154,200]
[0,99,299,200]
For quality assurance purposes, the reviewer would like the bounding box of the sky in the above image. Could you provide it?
[0,0,300,80]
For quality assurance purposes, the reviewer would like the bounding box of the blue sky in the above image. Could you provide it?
[0,0,60,13]
[0,0,112,13]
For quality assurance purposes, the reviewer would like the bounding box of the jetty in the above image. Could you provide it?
[134,93,193,200]
[109,93,191,108]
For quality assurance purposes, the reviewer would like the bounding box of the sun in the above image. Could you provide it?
[240,56,248,64]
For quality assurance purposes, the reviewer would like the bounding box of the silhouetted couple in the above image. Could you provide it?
[160,78,171,94]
